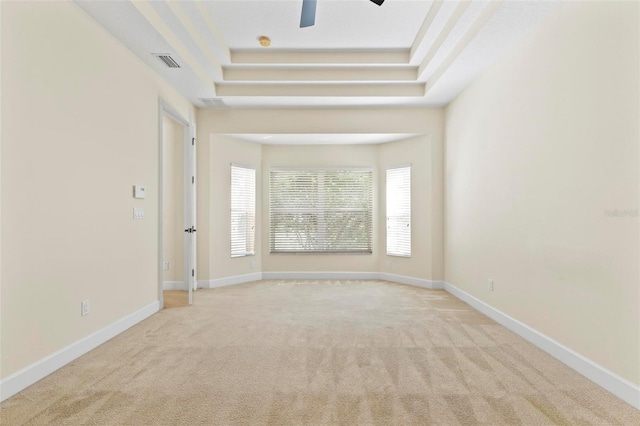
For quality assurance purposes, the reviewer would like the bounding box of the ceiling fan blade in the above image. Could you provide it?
[370,0,385,5]
[300,0,317,28]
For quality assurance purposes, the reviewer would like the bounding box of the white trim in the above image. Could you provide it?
[199,271,442,291]
[269,166,373,172]
[163,281,187,291]
[0,300,159,402]
[198,272,263,289]
[158,99,193,309]
[231,162,255,170]
[386,163,412,170]
[379,273,443,289]
[443,281,640,410]
[159,101,189,127]
[262,271,380,281]
[261,271,443,290]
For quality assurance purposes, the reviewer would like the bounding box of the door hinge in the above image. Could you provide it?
[192,176,194,184]
[192,137,195,146]
[192,269,194,277]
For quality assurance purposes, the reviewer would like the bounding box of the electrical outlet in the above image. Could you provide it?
[81,300,90,316]
[163,261,169,270]
[249,260,255,270]
[386,260,392,269]
[488,279,494,291]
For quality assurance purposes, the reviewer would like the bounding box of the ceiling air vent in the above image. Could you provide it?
[154,54,180,68]
[199,98,228,108]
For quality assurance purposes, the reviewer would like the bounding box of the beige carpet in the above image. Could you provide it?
[1,280,638,425]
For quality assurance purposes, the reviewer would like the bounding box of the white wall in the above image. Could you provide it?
[445,0,639,386]
[0,0,3,368]
[162,116,184,283]
[1,1,194,380]
[196,108,444,281]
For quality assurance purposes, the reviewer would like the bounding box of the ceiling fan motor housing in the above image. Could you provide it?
[301,0,384,28]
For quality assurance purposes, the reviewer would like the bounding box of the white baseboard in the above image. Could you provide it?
[198,272,263,289]
[379,273,444,290]
[196,272,442,291]
[262,271,380,281]
[0,300,159,402]
[443,281,640,410]
[262,271,443,290]
[163,281,186,291]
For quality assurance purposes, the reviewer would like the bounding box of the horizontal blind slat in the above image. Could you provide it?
[270,169,372,253]
[386,166,411,257]
[231,165,256,257]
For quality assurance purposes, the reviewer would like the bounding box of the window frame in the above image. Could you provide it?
[386,165,411,258]
[230,163,256,258]
[269,167,373,254]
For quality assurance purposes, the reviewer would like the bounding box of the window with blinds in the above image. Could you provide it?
[230,164,256,257]
[269,168,373,254]
[386,165,411,257]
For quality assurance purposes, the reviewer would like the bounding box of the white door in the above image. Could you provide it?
[159,102,194,309]
[183,126,197,304]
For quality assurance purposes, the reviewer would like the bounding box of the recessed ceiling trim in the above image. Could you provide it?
[216,83,425,97]
[193,1,230,61]
[410,0,444,60]
[76,0,563,109]
[426,0,504,94]
[231,49,410,65]
[223,66,418,82]
[223,133,422,145]
[130,0,217,93]
[205,96,441,109]
[418,0,472,77]
[165,1,223,77]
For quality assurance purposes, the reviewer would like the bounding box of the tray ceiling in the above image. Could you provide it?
[75,0,562,109]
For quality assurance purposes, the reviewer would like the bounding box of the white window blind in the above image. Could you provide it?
[231,164,256,257]
[386,165,411,257]
[269,169,373,254]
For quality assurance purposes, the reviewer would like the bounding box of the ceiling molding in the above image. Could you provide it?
[223,66,417,82]
[129,0,217,92]
[165,1,223,76]
[192,1,230,62]
[230,50,411,65]
[410,0,444,60]
[75,0,562,109]
[418,1,472,77]
[223,133,423,145]
[426,0,504,94]
[216,83,426,98]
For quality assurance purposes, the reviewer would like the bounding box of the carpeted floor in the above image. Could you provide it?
[1,280,639,425]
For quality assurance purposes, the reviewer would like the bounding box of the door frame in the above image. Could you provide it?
[158,100,193,309]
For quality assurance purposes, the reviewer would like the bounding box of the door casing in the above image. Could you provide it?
[158,101,195,308]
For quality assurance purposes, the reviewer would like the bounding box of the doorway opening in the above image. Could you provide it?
[158,103,196,309]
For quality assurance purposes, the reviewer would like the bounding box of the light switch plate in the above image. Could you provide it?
[133,208,144,219]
